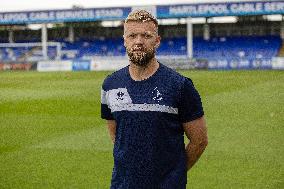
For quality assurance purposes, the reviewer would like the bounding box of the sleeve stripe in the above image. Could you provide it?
[101,89,107,105]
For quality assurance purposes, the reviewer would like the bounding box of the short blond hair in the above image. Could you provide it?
[124,10,158,27]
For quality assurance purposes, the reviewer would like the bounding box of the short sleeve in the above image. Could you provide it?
[101,86,114,120]
[178,77,204,123]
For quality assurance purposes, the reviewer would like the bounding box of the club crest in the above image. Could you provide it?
[152,87,163,102]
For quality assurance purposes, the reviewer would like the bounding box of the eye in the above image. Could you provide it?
[127,34,136,38]
[144,34,152,39]
[145,34,152,39]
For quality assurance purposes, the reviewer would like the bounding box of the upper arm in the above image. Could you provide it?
[183,116,208,145]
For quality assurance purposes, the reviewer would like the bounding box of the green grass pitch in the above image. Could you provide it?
[0,70,283,189]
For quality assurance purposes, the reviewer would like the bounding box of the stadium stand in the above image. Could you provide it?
[0,35,281,62]
[193,35,282,60]
[0,1,283,70]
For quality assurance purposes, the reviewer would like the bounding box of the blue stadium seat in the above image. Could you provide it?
[0,35,281,62]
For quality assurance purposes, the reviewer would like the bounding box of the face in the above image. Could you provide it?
[123,21,161,67]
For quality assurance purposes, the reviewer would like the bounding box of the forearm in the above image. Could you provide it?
[108,128,115,144]
[108,129,115,144]
[185,141,207,171]
[107,120,116,144]
[183,116,208,171]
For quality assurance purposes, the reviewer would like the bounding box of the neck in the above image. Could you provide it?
[129,58,159,81]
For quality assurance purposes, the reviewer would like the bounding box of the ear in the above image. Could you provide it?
[154,35,161,48]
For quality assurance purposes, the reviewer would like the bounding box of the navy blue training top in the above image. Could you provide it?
[101,63,204,189]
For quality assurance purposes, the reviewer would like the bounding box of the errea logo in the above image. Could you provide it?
[116,91,124,100]
[107,88,132,106]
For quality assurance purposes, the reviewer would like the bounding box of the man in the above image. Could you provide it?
[101,10,208,189]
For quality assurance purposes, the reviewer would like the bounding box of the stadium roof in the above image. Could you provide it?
[0,0,283,25]
[0,0,274,12]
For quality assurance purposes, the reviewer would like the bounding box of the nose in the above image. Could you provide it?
[134,35,144,44]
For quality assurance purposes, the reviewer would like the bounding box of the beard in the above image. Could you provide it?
[126,46,155,67]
